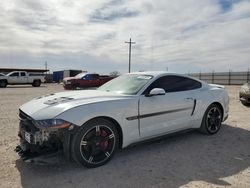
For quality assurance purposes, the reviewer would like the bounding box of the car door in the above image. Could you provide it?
[8,72,20,84]
[91,74,100,87]
[19,72,28,84]
[139,75,196,138]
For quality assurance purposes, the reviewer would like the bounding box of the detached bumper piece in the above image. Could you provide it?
[15,145,61,164]
[15,145,39,161]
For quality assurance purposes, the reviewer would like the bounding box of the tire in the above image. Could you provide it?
[240,97,250,106]
[241,101,249,106]
[72,118,119,168]
[0,80,7,88]
[199,104,222,135]
[239,94,250,106]
[70,84,80,90]
[32,80,41,87]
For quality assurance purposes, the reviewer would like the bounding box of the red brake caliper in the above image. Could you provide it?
[100,130,108,150]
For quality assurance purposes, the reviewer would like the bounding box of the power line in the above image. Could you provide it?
[125,38,135,73]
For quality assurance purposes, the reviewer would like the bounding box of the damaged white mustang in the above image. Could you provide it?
[16,72,229,168]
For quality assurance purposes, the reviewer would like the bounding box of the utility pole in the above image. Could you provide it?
[247,68,250,82]
[45,61,48,78]
[45,61,48,72]
[125,38,135,73]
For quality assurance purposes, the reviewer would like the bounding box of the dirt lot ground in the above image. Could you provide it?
[0,84,249,188]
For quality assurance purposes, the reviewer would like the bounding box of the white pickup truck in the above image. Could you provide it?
[0,71,45,88]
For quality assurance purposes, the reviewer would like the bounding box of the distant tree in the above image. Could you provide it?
[109,71,121,77]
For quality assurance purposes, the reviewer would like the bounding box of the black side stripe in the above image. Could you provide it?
[191,99,197,116]
[126,107,192,121]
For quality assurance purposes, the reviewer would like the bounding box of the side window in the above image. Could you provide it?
[175,77,202,91]
[9,72,19,77]
[20,72,26,76]
[144,76,201,94]
[92,74,99,80]
[83,74,93,80]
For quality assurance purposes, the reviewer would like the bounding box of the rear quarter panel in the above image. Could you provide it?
[190,86,229,128]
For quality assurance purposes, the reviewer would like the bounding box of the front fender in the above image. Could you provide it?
[55,99,140,148]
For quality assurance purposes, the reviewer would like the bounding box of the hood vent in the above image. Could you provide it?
[44,97,74,105]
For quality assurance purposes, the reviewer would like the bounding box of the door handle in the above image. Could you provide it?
[184,97,193,101]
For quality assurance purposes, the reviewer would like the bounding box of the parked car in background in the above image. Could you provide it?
[0,71,44,88]
[63,73,115,90]
[0,73,5,76]
[16,72,229,168]
[239,82,250,105]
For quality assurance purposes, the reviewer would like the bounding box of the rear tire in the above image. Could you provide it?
[72,118,119,168]
[32,80,41,87]
[199,104,222,135]
[0,80,7,88]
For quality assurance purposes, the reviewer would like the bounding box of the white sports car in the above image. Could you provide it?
[16,72,229,168]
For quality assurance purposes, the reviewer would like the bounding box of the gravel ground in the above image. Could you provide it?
[0,84,249,188]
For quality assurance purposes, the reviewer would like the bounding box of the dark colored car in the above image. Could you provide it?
[63,73,115,90]
[239,83,250,105]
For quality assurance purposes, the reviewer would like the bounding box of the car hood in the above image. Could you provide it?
[63,77,77,81]
[20,90,131,120]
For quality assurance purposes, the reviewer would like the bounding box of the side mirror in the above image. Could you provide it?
[146,88,166,97]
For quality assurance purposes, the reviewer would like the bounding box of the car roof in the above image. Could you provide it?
[128,71,172,76]
[127,71,194,78]
[127,71,207,85]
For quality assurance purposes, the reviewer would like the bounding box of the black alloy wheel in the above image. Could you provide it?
[72,118,119,168]
[199,104,222,135]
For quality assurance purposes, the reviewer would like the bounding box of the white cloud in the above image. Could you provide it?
[0,0,249,73]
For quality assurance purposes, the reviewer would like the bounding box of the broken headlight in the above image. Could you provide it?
[33,119,71,129]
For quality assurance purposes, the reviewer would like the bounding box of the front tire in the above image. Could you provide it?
[72,118,119,168]
[241,100,249,106]
[199,104,222,135]
[0,80,7,88]
[240,96,250,106]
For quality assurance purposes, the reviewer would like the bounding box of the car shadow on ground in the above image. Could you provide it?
[16,124,250,188]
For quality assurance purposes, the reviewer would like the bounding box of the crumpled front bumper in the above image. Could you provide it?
[15,110,74,162]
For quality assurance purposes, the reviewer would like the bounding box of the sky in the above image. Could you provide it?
[0,0,250,74]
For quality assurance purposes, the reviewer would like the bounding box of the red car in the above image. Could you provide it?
[63,73,115,90]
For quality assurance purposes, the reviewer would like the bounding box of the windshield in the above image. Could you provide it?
[75,73,86,79]
[98,74,153,95]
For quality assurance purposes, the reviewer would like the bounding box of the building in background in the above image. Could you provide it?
[0,68,48,74]
[53,70,85,83]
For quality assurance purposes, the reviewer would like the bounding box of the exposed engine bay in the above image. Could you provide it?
[15,110,73,161]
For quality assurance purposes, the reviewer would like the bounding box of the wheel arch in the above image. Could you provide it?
[0,79,8,83]
[83,116,123,149]
[33,79,41,82]
[210,101,224,121]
